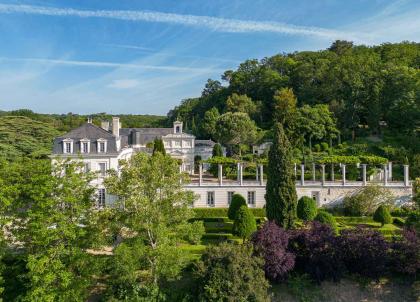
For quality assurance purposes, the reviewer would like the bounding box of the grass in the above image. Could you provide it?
[182,214,405,262]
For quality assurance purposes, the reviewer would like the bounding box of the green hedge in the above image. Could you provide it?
[193,208,266,219]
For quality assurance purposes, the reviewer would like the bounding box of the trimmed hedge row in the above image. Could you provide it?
[193,208,266,218]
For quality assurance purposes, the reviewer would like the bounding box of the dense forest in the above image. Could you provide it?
[0,109,166,160]
[167,40,420,177]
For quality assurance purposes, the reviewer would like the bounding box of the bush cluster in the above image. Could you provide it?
[290,222,343,283]
[251,221,295,282]
[339,228,389,279]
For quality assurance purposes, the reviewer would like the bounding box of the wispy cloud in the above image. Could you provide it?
[0,57,223,72]
[0,3,360,41]
[108,79,139,89]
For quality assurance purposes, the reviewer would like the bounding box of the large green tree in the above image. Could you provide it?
[214,112,259,155]
[104,152,203,300]
[10,159,98,301]
[194,242,270,302]
[265,123,297,228]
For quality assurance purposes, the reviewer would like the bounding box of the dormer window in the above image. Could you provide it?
[80,139,90,154]
[63,139,73,154]
[97,139,107,153]
[173,121,183,134]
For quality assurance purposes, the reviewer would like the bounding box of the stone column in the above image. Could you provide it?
[388,162,393,181]
[404,165,409,187]
[321,164,325,186]
[259,165,264,186]
[362,164,367,186]
[312,163,316,181]
[300,164,305,186]
[237,163,241,183]
[342,164,346,185]
[239,164,243,186]
[383,164,388,186]
[199,164,203,186]
[294,163,297,178]
[218,164,223,186]
[179,165,183,184]
[331,164,335,181]
[256,165,259,181]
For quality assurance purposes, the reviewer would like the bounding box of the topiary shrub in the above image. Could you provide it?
[338,228,388,279]
[390,229,420,276]
[227,194,247,220]
[251,221,295,282]
[314,211,337,233]
[297,197,317,221]
[233,206,257,242]
[289,222,344,283]
[194,242,270,301]
[373,205,392,226]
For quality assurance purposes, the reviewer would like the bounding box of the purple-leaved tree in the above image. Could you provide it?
[251,221,295,282]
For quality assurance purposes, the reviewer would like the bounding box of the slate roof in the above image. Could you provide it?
[195,140,216,147]
[52,123,118,154]
[120,128,185,146]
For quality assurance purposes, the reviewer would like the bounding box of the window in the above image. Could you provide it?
[97,139,107,153]
[227,191,235,205]
[247,191,256,206]
[81,141,89,153]
[98,188,106,208]
[207,191,215,207]
[64,142,72,153]
[176,126,180,133]
[174,140,181,148]
[98,163,107,177]
[83,163,90,173]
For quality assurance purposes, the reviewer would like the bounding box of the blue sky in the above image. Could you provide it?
[0,0,419,115]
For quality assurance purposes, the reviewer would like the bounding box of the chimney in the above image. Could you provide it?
[101,121,110,132]
[112,117,120,137]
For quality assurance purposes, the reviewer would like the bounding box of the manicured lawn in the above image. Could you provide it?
[182,214,405,260]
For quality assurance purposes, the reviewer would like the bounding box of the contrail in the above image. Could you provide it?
[0,3,360,40]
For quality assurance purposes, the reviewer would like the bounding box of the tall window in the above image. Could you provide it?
[65,142,72,153]
[207,191,215,207]
[227,191,235,205]
[98,188,106,208]
[81,142,89,153]
[247,191,256,206]
[176,126,180,133]
[98,163,107,177]
[99,142,106,153]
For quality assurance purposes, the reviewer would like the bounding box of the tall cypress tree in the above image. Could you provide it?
[265,123,297,228]
[152,138,166,155]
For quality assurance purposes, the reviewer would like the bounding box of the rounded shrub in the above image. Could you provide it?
[314,211,337,233]
[373,205,392,226]
[297,196,317,221]
[228,194,247,220]
[233,205,257,242]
